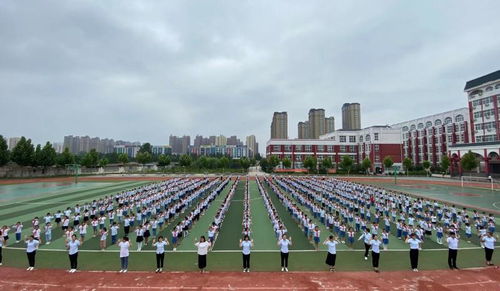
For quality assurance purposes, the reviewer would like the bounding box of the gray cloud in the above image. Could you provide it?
[1,0,500,152]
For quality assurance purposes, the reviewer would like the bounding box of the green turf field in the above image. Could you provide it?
[0,177,498,272]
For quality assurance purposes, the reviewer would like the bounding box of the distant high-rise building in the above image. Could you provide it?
[63,135,117,154]
[227,135,242,146]
[298,121,310,139]
[246,135,258,157]
[169,135,191,155]
[215,135,227,146]
[342,103,361,130]
[52,142,64,154]
[8,137,21,150]
[271,112,288,139]
[308,108,326,139]
[325,116,335,134]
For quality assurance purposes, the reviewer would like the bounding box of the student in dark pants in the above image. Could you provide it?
[446,232,459,269]
[405,233,422,272]
[481,232,497,266]
[369,234,382,273]
[358,229,372,260]
[25,235,40,271]
[278,235,292,272]
[66,234,81,273]
[153,236,168,273]
[239,235,254,272]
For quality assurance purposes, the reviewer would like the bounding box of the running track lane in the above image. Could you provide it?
[0,267,498,290]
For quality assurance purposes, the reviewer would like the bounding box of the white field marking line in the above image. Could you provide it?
[4,246,498,253]
[443,280,498,287]
[492,201,500,209]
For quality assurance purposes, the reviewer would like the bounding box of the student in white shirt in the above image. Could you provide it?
[358,229,372,260]
[239,235,254,272]
[195,236,211,273]
[369,234,382,273]
[118,237,131,273]
[405,233,422,272]
[323,235,339,272]
[278,234,292,272]
[25,235,40,271]
[0,229,4,266]
[153,236,169,273]
[481,232,497,266]
[446,232,459,269]
[66,234,81,273]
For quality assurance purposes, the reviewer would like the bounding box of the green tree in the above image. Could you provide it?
[460,151,479,174]
[322,157,333,170]
[207,157,218,169]
[240,157,250,170]
[259,158,271,173]
[422,160,431,176]
[33,144,42,167]
[403,157,412,175]
[219,156,230,170]
[11,137,34,166]
[39,142,57,168]
[136,151,153,165]
[383,156,394,172]
[282,157,292,169]
[139,143,152,154]
[57,148,75,167]
[441,155,451,175]
[157,154,171,167]
[0,135,9,166]
[98,158,109,168]
[268,155,280,169]
[179,154,192,167]
[361,157,371,174]
[303,156,318,173]
[81,149,99,168]
[118,153,129,165]
[339,155,354,175]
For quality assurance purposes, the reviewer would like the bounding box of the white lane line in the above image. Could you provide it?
[492,201,500,209]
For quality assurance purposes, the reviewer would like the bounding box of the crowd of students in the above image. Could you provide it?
[0,175,497,273]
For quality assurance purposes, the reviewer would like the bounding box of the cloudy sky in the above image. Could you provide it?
[1,1,500,152]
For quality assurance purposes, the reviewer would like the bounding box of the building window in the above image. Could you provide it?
[447,125,453,133]
[402,126,409,131]
[340,145,346,152]
[284,145,292,152]
[359,136,363,142]
[374,144,379,151]
[349,145,355,152]
[305,145,312,152]
[317,146,324,152]
[460,123,465,131]
[327,145,333,152]
[410,124,416,130]
[418,123,424,129]
[340,136,346,143]
[444,117,452,124]
[349,136,356,143]
[374,133,379,141]
[425,121,432,128]
[455,115,464,122]
[295,145,303,151]
[273,145,280,151]
[435,119,442,126]
[365,134,371,142]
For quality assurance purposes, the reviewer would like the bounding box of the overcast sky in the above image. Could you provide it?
[1,1,500,152]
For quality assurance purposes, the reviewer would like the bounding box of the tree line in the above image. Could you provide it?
[0,136,256,171]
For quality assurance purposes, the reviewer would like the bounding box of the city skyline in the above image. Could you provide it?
[1,2,500,151]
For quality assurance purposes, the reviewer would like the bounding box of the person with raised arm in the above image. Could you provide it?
[239,235,254,272]
[323,235,339,272]
[152,236,169,273]
[66,234,81,273]
[195,236,211,273]
[405,233,422,272]
[278,234,292,272]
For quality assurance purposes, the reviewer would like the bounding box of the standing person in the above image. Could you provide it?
[446,232,459,270]
[313,226,321,251]
[405,233,422,272]
[482,232,497,266]
[100,227,108,250]
[0,229,4,266]
[195,236,211,273]
[369,234,382,273]
[25,235,39,271]
[239,235,254,272]
[358,229,372,260]
[118,237,131,273]
[278,234,292,272]
[323,235,339,272]
[66,234,81,273]
[153,236,168,273]
[135,225,144,251]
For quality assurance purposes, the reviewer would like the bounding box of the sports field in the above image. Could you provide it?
[0,175,497,276]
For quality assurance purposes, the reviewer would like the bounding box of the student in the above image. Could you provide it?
[278,234,292,272]
[44,223,52,245]
[195,236,211,273]
[369,234,382,273]
[118,237,131,273]
[0,230,3,266]
[323,235,339,272]
[358,229,372,260]
[405,233,422,272]
[13,222,23,243]
[100,227,108,250]
[110,223,119,245]
[135,225,144,251]
[239,235,253,272]
[78,222,87,243]
[347,228,355,248]
[313,226,321,251]
[446,232,459,270]
[153,236,169,273]
[66,234,81,273]
[382,229,389,251]
[481,232,497,266]
[25,235,40,271]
